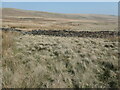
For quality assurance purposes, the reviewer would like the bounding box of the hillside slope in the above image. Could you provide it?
[2,8,119,88]
[2,8,117,21]
[2,8,118,31]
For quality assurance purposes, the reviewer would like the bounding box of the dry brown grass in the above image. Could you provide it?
[2,22,72,31]
[105,36,119,42]
[2,8,118,31]
[2,20,117,31]
[2,30,21,58]
[2,31,15,55]
[1,8,119,88]
[2,31,119,88]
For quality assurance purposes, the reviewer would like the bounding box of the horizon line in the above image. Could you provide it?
[1,7,118,16]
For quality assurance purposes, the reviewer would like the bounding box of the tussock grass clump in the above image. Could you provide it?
[2,31,20,55]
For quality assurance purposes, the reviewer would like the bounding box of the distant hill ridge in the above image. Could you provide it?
[2,8,117,21]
